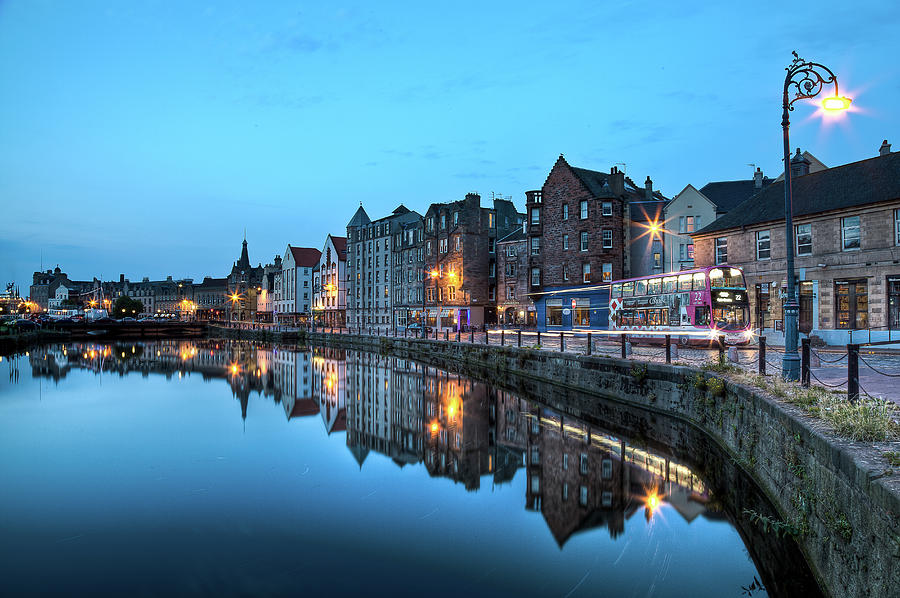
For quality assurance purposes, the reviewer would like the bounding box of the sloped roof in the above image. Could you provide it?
[289,246,321,267]
[571,166,614,198]
[330,235,348,256]
[695,151,900,236]
[698,179,774,213]
[347,205,371,227]
[498,228,525,243]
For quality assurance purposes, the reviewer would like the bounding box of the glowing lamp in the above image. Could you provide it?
[822,96,851,111]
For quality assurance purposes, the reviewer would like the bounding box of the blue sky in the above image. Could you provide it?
[1,0,898,289]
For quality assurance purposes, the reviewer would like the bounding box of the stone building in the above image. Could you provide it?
[526,155,667,331]
[255,257,281,323]
[496,226,534,326]
[692,142,900,344]
[665,169,774,271]
[312,235,347,328]
[422,193,522,331]
[392,213,425,329]
[275,246,320,325]
[346,204,422,332]
[192,277,227,320]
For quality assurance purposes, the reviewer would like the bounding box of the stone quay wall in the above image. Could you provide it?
[211,326,900,598]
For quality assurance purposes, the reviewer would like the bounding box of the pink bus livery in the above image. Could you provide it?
[609,266,752,346]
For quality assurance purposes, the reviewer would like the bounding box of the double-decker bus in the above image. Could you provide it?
[609,266,752,345]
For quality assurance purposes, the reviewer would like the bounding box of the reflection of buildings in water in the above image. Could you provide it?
[274,347,316,420]
[525,407,710,545]
[345,352,423,468]
[312,347,346,434]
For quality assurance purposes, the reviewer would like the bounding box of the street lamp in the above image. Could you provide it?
[781,51,851,381]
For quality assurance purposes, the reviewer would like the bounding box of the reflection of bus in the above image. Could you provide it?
[609,266,752,345]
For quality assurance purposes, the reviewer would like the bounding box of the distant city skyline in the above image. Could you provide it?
[2,1,898,289]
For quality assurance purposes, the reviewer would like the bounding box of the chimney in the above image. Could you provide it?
[274,255,282,269]
[754,167,764,189]
[464,192,480,208]
[644,176,653,200]
[608,167,625,196]
[790,148,811,178]
[119,274,125,283]
[880,139,892,156]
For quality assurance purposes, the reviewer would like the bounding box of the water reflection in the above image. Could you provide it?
[5,340,820,597]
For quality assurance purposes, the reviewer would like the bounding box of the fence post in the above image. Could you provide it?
[470,329,474,343]
[485,330,489,345]
[621,334,626,358]
[587,332,592,356]
[559,331,565,352]
[665,334,671,364]
[801,337,811,388]
[759,336,766,375]
[517,330,522,348]
[847,343,859,403]
[456,330,460,343]
[536,330,541,346]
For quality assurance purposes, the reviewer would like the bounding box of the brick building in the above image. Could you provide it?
[422,193,522,331]
[692,142,900,345]
[496,226,534,326]
[526,156,667,330]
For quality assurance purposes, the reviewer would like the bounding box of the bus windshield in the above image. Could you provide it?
[712,305,749,330]
[709,267,745,289]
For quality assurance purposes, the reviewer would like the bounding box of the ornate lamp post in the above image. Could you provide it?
[781,51,851,380]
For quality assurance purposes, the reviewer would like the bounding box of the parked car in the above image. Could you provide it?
[14,319,39,330]
[121,317,137,322]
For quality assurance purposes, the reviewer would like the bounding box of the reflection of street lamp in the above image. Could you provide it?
[780,52,851,381]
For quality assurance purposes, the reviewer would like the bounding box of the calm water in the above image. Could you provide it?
[0,340,819,597]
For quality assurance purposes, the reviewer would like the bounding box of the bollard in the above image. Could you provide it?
[728,346,739,364]
[537,331,541,346]
[560,332,565,352]
[759,336,766,376]
[665,334,671,363]
[501,330,505,346]
[517,330,522,348]
[621,334,627,358]
[444,329,448,341]
[485,330,489,345]
[847,343,859,403]
[718,336,725,362]
[587,332,592,356]
[470,329,474,343]
[456,330,460,343]
[801,338,810,388]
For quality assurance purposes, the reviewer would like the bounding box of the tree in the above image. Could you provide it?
[113,295,144,318]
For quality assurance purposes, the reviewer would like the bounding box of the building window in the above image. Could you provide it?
[835,280,868,329]
[546,299,562,326]
[531,475,540,494]
[580,231,588,251]
[563,265,569,281]
[453,211,459,226]
[756,231,770,260]
[715,237,728,264]
[842,216,860,250]
[582,263,591,283]
[563,204,569,220]
[602,230,613,249]
[563,234,569,251]
[579,453,588,474]
[530,207,540,225]
[653,252,661,268]
[601,202,612,217]
[796,223,812,255]
[531,268,540,287]
[506,286,516,300]
[888,276,900,330]
[530,237,541,256]
[687,244,694,260]
[448,286,456,301]
[488,213,496,228]
[580,200,588,220]
[579,485,588,506]
[895,209,900,246]
[602,263,612,282]
[506,245,516,257]
[531,446,540,465]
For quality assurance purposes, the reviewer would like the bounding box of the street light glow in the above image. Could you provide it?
[822,95,852,111]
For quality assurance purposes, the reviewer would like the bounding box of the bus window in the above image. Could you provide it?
[694,306,710,327]
[663,276,677,293]
[693,272,706,291]
[622,281,634,296]
[634,310,646,326]
[648,278,661,295]
[635,280,647,295]
[611,283,621,298]
[709,267,745,289]
[678,274,692,291]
